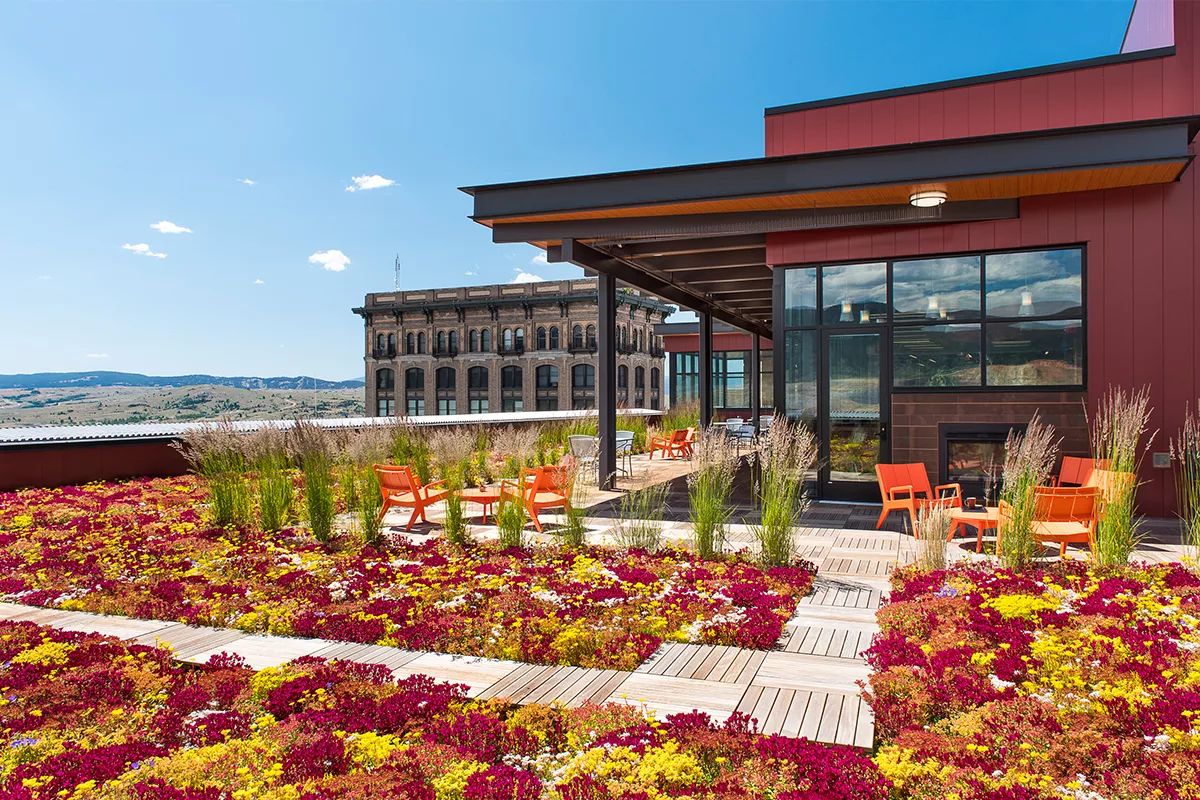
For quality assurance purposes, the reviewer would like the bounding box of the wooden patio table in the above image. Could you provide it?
[460,486,504,523]
[948,506,999,553]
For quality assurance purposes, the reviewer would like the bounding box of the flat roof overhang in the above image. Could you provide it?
[462,117,1196,339]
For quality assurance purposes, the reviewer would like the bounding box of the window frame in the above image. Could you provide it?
[775,243,1088,395]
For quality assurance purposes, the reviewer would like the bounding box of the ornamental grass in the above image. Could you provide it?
[0,477,814,668]
[1089,385,1156,566]
[0,620,883,800]
[749,417,818,568]
[287,419,336,544]
[997,413,1059,569]
[1171,403,1200,566]
[866,561,1200,799]
[687,427,740,560]
[242,425,293,532]
[914,503,950,573]
[172,420,251,527]
[614,482,670,553]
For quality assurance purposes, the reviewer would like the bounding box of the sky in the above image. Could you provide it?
[0,1,1134,381]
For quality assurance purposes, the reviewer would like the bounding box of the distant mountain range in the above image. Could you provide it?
[0,372,365,390]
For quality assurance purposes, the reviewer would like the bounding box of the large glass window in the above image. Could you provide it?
[986,249,1082,318]
[549,326,560,349]
[672,353,699,404]
[822,262,887,325]
[572,364,595,410]
[784,330,817,426]
[712,352,747,409]
[784,268,817,327]
[892,256,980,322]
[986,320,1084,386]
[375,368,395,392]
[780,247,1085,400]
[377,398,395,416]
[892,324,981,387]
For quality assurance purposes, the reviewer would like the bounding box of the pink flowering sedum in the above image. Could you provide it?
[0,621,886,799]
[0,478,814,670]
[866,562,1200,799]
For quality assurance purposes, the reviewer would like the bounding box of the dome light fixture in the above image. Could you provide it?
[910,190,947,208]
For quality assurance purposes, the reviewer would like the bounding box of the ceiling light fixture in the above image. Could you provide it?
[910,190,947,208]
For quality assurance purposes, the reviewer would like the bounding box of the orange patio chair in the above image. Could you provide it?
[1032,485,1100,557]
[680,427,697,458]
[373,464,449,531]
[874,463,962,535]
[500,465,573,533]
[649,429,689,460]
[1052,456,1095,487]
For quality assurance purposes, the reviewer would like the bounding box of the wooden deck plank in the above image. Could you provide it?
[780,690,812,738]
[478,663,543,700]
[828,629,848,658]
[749,686,779,729]
[523,666,579,705]
[704,646,742,683]
[731,649,769,685]
[735,685,764,716]
[574,670,629,707]
[854,700,876,749]
[798,691,828,740]
[753,652,870,693]
[835,694,861,746]
[816,693,843,743]
[692,646,729,682]
[763,688,795,734]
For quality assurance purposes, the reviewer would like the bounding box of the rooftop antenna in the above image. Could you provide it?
[394,254,401,291]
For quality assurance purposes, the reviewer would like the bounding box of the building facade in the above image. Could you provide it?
[656,321,773,419]
[462,0,1193,513]
[354,278,672,417]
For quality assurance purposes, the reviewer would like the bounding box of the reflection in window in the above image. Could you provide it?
[892,324,982,387]
[672,353,699,404]
[784,268,817,327]
[784,330,817,427]
[822,263,887,325]
[712,352,746,408]
[986,320,1084,386]
[892,256,981,322]
[985,249,1082,318]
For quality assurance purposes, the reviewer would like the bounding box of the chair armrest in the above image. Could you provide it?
[424,478,447,489]
[887,484,916,500]
[935,483,961,499]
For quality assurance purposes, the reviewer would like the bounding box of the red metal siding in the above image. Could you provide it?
[767,179,1199,516]
[765,1,1197,156]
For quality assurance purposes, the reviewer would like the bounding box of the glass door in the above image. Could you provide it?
[821,331,889,501]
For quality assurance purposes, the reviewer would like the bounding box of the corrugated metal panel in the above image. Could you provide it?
[0,409,664,447]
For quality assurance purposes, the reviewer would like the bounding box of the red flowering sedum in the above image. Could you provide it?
[866,561,1200,799]
[0,621,885,799]
[0,478,814,670]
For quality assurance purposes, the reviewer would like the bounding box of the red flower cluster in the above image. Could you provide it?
[0,621,886,799]
[0,478,815,670]
[866,561,1200,799]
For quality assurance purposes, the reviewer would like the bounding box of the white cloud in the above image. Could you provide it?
[464,270,477,276]
[531,252,548,265]
[38,275,51,280]
[254,279,265,285]
[122,243,166,259]
[85,353,108,359]
[345,174,396,192]
[238,178,256,185]
[512,271,544,284]
[309,249,350,272]
[152,220,194,232]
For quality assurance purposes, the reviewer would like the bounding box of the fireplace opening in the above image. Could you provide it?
[939,423,1025,505]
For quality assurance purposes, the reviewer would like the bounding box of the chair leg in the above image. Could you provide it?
[405,507,421,532]
[377,499,393,528]
[529,505,544,533]
[875,505,891,529]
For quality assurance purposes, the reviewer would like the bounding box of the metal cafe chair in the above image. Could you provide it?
[615,430,635,477]
[568,435,599,484]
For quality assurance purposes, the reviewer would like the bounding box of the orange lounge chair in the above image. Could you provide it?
[501,465,572,533]
[1052,456,1095,487]
[649,429,689,460]
[373,464,449,531]
[680,427,697,458]
[874,463,962,535]
[1032,485,1100,557]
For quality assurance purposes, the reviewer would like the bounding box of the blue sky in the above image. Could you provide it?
[0,1,1133,381]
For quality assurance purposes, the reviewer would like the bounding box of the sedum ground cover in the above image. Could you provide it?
[0,479,814,670]
[0,620,886,800]
[867,561,1200,800]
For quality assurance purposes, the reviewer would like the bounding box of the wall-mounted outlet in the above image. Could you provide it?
[1152,452,1171,469]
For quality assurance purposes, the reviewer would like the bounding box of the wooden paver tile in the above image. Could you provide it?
[763,688,795,734]
[835,694,861,747]
[752,652,870,693]
[780,691,812,737]
[185,634,332,670]
[397,653,521,698]
[55,614,182,641]
[797,691,828,740]
[478,663,544,701]
[572,670,629,707]
[604,673,748,721]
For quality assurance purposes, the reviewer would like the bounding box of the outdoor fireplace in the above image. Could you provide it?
[939,423,1024,505]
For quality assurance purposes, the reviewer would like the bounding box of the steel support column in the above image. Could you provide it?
[750,332,761,432]
[699,311,713,428]
[596,272,618,490]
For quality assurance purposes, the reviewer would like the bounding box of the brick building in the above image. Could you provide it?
[354,278,672,417]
